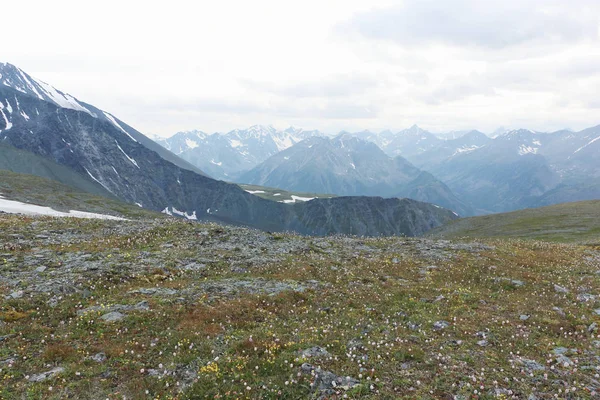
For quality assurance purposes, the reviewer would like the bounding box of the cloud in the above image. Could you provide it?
[341,0,600,49]
[241,73,380,98]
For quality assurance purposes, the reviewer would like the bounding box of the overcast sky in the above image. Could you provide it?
[4,0,600,137]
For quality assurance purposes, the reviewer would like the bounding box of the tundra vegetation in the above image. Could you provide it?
[1,214,600,399]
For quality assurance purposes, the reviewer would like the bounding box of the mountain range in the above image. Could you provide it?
[239,134,472,216]
[0,62,457,236]
[158,121,600,215]
[155,126,324,180]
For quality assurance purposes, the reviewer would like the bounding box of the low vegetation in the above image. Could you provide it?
[429,200,600,243]
[1,213,599,399]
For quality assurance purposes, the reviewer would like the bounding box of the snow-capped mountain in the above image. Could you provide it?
[0,62,204,176]
[157,125,326,180]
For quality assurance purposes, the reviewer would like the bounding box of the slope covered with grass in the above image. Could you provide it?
[429,200,600,243]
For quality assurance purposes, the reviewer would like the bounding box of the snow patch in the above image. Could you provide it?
[518,145,538,155]
[185,138,199,149]
[115,140,140,168]
[0,195,125,220]
[282,195,315,204]
[210,159,222,166]
[245,190,266,194]
[103,112,138,143]
[162,206,197,220]
[573,135,600,154]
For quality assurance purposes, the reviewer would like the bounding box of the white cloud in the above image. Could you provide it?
[2,0,600,135]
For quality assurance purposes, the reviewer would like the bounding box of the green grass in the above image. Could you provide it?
[237,183,336,203]
[429,200,600,243]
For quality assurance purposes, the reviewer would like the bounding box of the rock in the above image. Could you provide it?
[100,311,125,322]
[554,284,569,294]
[6,290,23,299]
[419,265,438,275]
[520,314,530,321]
[477,340,489,347]
[0,334,15,342]
[91,352,107,363]
[553,307,566,317]
[433,321,450,330]
[35,266,47,273]
[589,322,598,333]
[577,293,596,302]
[594,309,600,316]
[300,346,331,359]
[516,358,545,372]
[300,363,360,394]
[28,367,64,382]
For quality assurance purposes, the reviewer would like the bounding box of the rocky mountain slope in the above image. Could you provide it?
[2,213,600,398]
[240,135,473,216]
[0,63,456,236]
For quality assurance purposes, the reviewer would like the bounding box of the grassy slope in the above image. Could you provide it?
[1,216,600,398]
[0,169,162,220]
[429,200,600,243]
[238,183,336,203]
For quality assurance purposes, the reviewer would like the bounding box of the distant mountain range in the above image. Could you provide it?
[155,126,325,180]
[0,62,457,236]
[157,122,600,215]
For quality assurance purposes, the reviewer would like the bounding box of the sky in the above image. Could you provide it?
[3,0,600,137]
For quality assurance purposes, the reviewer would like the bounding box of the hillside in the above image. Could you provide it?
[0,170,162,220]
[2,214,600,398]
[429,200,600,242]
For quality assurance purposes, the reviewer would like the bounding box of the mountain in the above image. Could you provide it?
[417,127,600,213]
[156,125,326,180]
[0,63,457,236]
[381,125,442,161]
[240,134,473,216]
[425,129,560,213]
[0,62,206,177]
[411,130,491,169]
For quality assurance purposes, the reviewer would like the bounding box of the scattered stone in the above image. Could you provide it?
[0,334,15,342]
[477,340,489,347]
[300,346,331,359]
[553,307,566,317]
[129,288,178,296]
[28,367,64,382]
[554,284,569,294]
[433,321,450,330]
[6,290,23,299]
[577,293,596,302]
[100,311,125,322]
[35,266,47,273]
[300,363,360,394]
[91,352,107,363]
[515,357,545,372]
[520,314,530,321]
[589,322,598,333]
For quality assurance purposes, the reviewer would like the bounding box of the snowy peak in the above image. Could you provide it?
[160,130,209,154]
[0,63,96,117]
